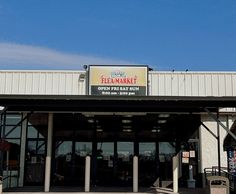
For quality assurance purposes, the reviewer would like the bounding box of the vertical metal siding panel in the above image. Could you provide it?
[5,73,13,94]
[72,73,78,95]
[178,74,185,96]
[51,73,59,95]
[225,74,233,96]
[192,74,199,96]
[153,73,159,96]
[18,73,26,94]
[218,74,226,96]
[3,72,7,94]
[171,74,179,96]
[78,76,85,95]
[158,73,162,96]
[148,73,153,96]
[185,74,192,96]
[0,73,2,93]
[211,74,219,96]
[81,72,86,95]
[17,73,22,94]
[165,74,172,96]
[46,73,53,94]
[148,73,152,95]
[232,75,236,96]
[157,73,160,96]
[77,72,82,95]
[158,74,165,96]
[148,74,151,95]
[10,72,15,94]
[205,74,212,96]
[25,73,33,94]
[78,77,83,95]
[156,73,160,96]
[65,73,73,95]
[32,73,40,94]
[58,73,66,94]
[156,73,161,96]
[198,74,205,96]
[148,74,152,96]
[81,81,86,95]
[39,73,46,94]
[11,73,20,94]
[0,72,6,94]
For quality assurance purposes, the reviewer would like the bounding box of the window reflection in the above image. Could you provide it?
[159,142,176,181]
[5,114,21,125]
[139,142,156,186]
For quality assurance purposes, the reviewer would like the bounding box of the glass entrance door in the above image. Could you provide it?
[117,142,133,186]
[53,140,92,186]
[95,142,134,187]
[139,142,157,186]
[96,142,115,186]
[25,139,46,185]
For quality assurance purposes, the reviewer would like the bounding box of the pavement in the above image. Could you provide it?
[178,188,209,194]
[3,186,211,194]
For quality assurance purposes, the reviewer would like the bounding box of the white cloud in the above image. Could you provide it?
[0,42,131,70]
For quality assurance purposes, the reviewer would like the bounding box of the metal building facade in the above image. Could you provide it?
[149,71,236,97]
[0,71,86,95]
[1,69,236,193]
[1,70,236,97]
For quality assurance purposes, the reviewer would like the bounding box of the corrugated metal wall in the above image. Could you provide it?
[149,71,236,96]
[0,71,86,95]
[1,70,236,96]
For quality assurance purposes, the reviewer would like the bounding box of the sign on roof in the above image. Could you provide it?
[88,65,148,96]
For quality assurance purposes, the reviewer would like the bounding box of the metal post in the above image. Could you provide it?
[0,111,4,194]
[19,112,27,187]
[217,111,221,176]
[44,113,53,192]
[0,111,6,179]
[0,176,2,194]
[85,156,91,192]
[6,151,9,188]
[133,156,138,192]
[173,154,178,193]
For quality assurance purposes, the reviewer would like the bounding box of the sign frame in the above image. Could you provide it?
[88,65,149,96]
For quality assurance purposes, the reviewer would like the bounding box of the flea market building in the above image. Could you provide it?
[0,65,236,193]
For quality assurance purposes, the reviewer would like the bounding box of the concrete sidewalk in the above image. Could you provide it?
[2,186,210,194]
[179,188,208,194]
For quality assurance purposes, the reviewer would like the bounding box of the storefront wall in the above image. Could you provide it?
[1,70,236,97]
[1,70,236,191]
[199,115,236,183]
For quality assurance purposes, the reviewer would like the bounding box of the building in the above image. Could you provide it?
[0,66,236,193]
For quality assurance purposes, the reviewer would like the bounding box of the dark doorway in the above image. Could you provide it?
[52,140,92,186]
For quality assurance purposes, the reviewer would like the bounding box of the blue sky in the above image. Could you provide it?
[0,0,236,71]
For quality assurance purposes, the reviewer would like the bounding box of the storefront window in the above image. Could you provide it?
[5,114,22,126]
[4,126,21,138]
[139,142,157,186]
[3,139,20,170]
[24,113,47,186]
[159,142,176,181]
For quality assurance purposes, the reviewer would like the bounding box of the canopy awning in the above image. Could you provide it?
[1,95,236,113]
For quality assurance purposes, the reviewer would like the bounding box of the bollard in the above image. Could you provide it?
[187,165,196,188]
[133,156,138,192]
[172,155,178,193]
[85,156,91,192]
[0,176,2,194]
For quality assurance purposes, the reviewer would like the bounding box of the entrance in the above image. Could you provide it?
[52,140,92,186]
[95,142,134,186]
[25,139,46,185]
[52,140,158,187]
